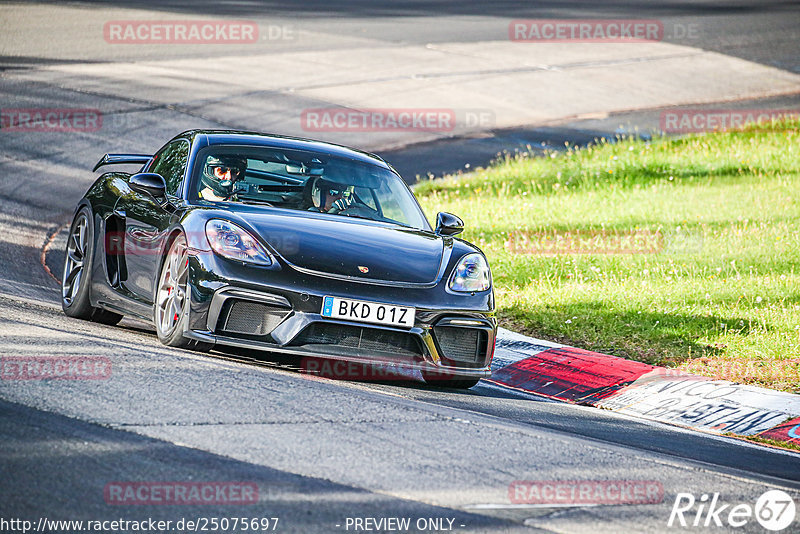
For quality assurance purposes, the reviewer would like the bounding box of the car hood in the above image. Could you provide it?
[241,211,447,284]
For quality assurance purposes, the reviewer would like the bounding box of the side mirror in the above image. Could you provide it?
[435,212,464,236]
[129,173,167,199]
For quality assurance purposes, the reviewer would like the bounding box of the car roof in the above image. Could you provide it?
[173,129,391,170]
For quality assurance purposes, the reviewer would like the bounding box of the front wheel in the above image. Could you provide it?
[154,233,211,352]
[61,207,123,325]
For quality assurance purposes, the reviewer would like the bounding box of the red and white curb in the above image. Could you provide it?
[491,328,800,448]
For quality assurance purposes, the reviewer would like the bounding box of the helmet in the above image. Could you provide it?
[200,155,248,198]
[308,177,351,210]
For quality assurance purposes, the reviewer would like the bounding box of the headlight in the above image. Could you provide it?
[449,253,491,292]
[205,219,272,266]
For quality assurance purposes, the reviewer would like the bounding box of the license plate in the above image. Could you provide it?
[321,296,415,328]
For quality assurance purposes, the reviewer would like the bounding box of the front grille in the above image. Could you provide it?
[291,323,423,359]
[220,300,289,336]
[434,326,487,365]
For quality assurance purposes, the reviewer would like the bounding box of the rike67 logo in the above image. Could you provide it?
[668,490,796,531]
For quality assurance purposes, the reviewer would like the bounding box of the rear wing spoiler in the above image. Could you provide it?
[93,154,152,172]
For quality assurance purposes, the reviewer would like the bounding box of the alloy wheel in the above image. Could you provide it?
[62,213,88,306]
[156,235,189,336]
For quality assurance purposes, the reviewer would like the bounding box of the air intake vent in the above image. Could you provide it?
[221,300,289,336]
[433,326,487,365]
[291,323,423,359]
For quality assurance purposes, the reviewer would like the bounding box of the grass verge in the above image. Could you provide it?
[741,435,800,453]
[414,120,800,393]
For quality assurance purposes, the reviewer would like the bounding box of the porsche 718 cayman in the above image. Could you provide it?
[62,130,496,388]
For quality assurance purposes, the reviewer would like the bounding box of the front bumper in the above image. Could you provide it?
[183,251,496,378]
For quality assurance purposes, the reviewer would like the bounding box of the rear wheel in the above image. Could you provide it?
[61,207,123,325]
[155,233,211,352]
[422,371,481,389]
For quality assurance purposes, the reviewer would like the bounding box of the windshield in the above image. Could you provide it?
[193,145,429,230]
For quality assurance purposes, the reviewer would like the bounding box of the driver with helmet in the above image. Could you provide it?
[307,177,356,213]
[198,155,248,201]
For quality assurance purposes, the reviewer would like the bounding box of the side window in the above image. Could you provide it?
[353,186,377,210]
[150,141,189,196]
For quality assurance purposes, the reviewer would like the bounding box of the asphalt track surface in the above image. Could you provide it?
[20,0,800,74]
[2,2,800,533]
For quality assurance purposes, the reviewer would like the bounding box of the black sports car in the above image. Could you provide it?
[62,130,496,388]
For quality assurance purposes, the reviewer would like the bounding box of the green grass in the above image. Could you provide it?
[742,434,800,452]
[414,119,800,393]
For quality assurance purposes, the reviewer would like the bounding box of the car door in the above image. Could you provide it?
[116,139,189,303]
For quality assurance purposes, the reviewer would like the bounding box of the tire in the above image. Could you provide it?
[61,207,123,325]
[422,371,481,389]
[154,233,212,352]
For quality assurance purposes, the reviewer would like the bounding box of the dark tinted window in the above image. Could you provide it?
[151,140,189,196]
